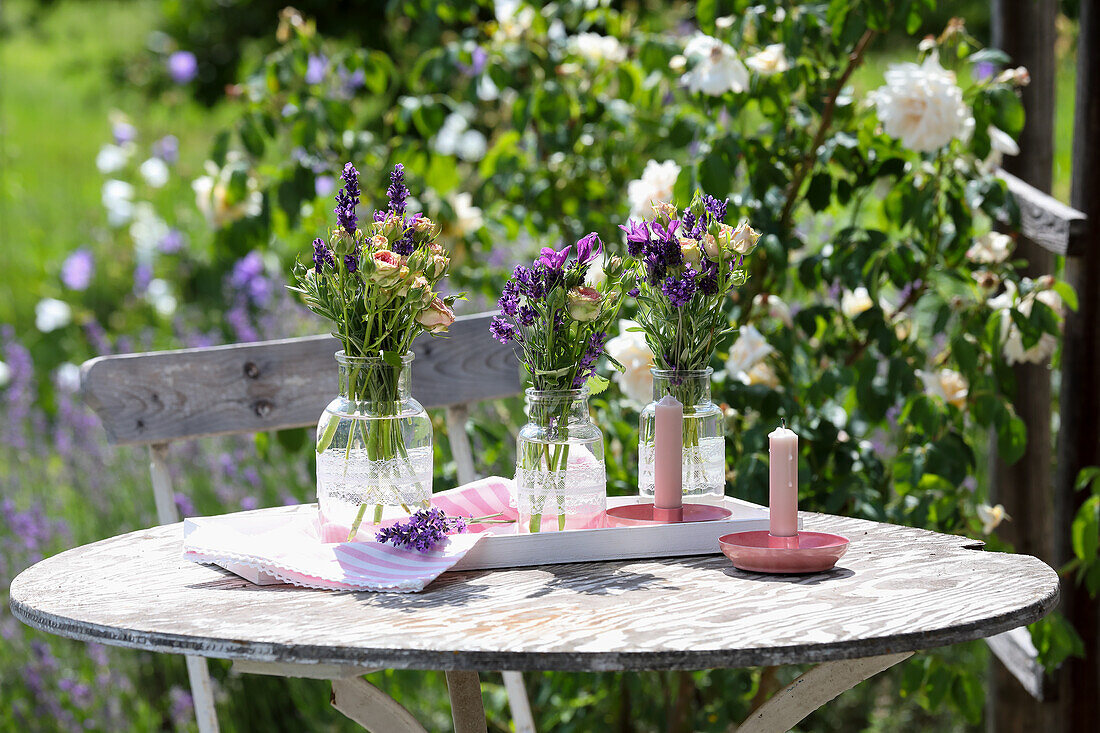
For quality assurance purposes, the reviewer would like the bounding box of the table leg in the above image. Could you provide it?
[331,677,428,733]
[445,670,488,733]
[736,652,913,733]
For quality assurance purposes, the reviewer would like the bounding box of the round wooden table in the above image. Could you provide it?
[10,512,1058,733]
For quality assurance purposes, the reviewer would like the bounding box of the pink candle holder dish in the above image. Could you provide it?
[604,502,732,527]
[718,530,849,574]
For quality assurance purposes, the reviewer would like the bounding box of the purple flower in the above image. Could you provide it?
[517,304,536,326]
[375,508,467,551]
[498,280,521,316]
[159,229,185,254]
[334,162,360,233]
[167,51,198,84]
[174,492,196,518]
[662,269,697,307]
[168,686,194,725]
[315,175,335,197]
[229,251,264,290]
[112,121,136,146]
[489,316,517,343]
[344,253,359,272]
[313,238,335,272]
[538,245,571,270]
[512,265,545,300]
[650,219,680,242]
[60,249,95,291]
[701,194,728,223]
[973,61,995,82]
[152,134,179,164]
[305,54,329,84]
[628,286,640,298]
[387,163,409,217]
[133,263,153,295]
[573,330,608,387]
[458,46,489,76]
[339,67,366,95]
[619,220,650,257]
[575,232,603,264]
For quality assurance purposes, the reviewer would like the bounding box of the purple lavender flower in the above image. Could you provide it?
[229,251,264,289]
[387,163,410,217]
[458,46,489,76]
[174,492,196,518]
[335,162,360,233]
[60,249,94,291]
[489,316,517,343]
[701,194,728,224]
[628,286,640,298]
[517,304,536,326]
[315,175,335,198]
[167,51,198,84]
[573,331,608,387]
[159,228,185,254]
[662,269,697,307]
[497,280,521,316]
[112,121,136,146]
[575,232,602,264]
[538,245,571,270]
[512,265,545,300]
[619,220,650,257]
[168,686,194,726]
[650,219,680,242]
[305,54,328,84]
[313,238,335,273]
[339,67,366,95]
[344,253,359,272]
[133,263,153,295]
[973,61,995,82]
[152,134,179,164]
[375,508,467,551]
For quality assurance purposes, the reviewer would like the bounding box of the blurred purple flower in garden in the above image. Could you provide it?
[338,67,365,95]
[240,496,259,511]
[111,121,136,145]
[168,686,194,725]
[225,305,258,342]
[167,51,198,84]
[973,61,995,82]
[159,228,185,254]
[83,320,112,355]
[60,249,95,291]
[152,134,179,164]
[458,46,488,76]
[133,263,153,295]
[315,175,335,197]
[174,492,196,518]
[305,54,329,84]
[229,251,272,306]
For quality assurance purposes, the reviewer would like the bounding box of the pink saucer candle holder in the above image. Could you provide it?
[718,530,849,574]
[604,502,732,527]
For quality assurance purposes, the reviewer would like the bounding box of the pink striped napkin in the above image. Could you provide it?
[183,476,516,593]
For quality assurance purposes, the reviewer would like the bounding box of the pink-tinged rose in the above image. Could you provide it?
[402,275,434,305]
[417,298,456,333]
[727,221,760,254]
[679,237,702,268]
[567,286,602,322]
[702,232,720,259]
[371,250,402,285]
[370,233,389,249]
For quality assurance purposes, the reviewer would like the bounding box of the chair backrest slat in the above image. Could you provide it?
[81,311,520,446]
[998,168,1088,256]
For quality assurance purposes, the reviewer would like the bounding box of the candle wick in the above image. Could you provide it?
[781,417,786,429]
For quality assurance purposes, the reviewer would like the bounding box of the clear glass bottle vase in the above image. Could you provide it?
[514,388,606,533]
[638,368,724,497]
[316,351,433,542]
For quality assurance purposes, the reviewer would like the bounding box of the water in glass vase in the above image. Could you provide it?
[638,368,725,497]
[514,388,607,532]
[316,352,433,542]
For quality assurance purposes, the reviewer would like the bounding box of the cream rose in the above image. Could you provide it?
[605,320,655,404]
[727,221,760,254]
[626,160,681,219]
[681,33,749,96]
[726,325,774,379]
[869,53,972,153]
[918,368,968,409]
[371,250,403,286]
[417,298,456,333]
[841,287,873,319]
[966,232,1013,264]
[566,286,602,322]
[679,238,703,268]
[745,44,789,76]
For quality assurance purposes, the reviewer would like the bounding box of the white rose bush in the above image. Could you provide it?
[22,0,1076,728]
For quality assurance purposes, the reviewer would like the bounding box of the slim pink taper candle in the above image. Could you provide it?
[653,394,683,517]
[768,421,798,536]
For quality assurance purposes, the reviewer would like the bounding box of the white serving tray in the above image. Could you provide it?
[213,495,785,585]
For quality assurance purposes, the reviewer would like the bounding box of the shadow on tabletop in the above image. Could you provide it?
[720,566,856,584]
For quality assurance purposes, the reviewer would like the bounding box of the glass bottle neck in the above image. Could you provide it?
[336,353,413,403]
[651,368,713,405]
[524,388,591,428]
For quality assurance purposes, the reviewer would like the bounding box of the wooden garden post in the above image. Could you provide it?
[1055,0,1100,725]
[988,1,1059,731]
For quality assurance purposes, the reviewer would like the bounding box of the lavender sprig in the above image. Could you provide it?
[374,508,510,551]
[334,162,360,233]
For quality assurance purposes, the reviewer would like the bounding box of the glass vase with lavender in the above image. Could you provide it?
[622,193,760,498]
[290,162,460,541]
[490,234,631,532]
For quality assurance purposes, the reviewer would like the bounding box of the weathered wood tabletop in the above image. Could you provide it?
[9,511,1058,673]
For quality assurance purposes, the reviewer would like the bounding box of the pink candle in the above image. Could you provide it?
[768,422,798,537]
[653,395,683,515]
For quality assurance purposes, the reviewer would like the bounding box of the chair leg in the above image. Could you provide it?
[736,652,913,733]
[185,656,220,733]
[445,671,488,733]
[502,671,536,733]
[331,677,428,733]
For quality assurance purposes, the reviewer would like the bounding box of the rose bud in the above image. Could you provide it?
[376,210,404,240]
[651,201,678,221]
[729,221,761,254]
[417,297,456,333]
[369,233,390,250]
[370,250,403,286]
[412,216,438,243]
[566,286,602,322]
[679,237,703,268]
[702,232,720,259]
[406,275,433,306]
[330,226,357,256]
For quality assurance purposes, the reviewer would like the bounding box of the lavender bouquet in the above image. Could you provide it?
[621,193,759,496]
[291,163,459,540]
[490,234,632,531]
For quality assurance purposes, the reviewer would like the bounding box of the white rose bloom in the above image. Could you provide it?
[192,158,263,229]
[918,368,968,408]
[130,203,170,264]
[433,113,469,157]
[605,320,655,404]
[745,44,789,76]
[102,179,135,226]
[456,129,488,162]
[752,293,793,327]
[570,32,626,64]
[493,0,534,40]
[627,160,681,219]
[966,231,1013,264]
[450,192,483,237]
[990,282,1063,365]
[476,74,500,101]
[55,362,81,393]
[95,144,131,173]
[139,157,170,188]
[841,286,873,318]
[869,53,972,152]
[681,33,748,96]
[35,298,72,333]
[744,362,780,388]
[0,360,12,387]
[977,503,1010,535]
[145,278,178,317]
[726,325,774,379]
